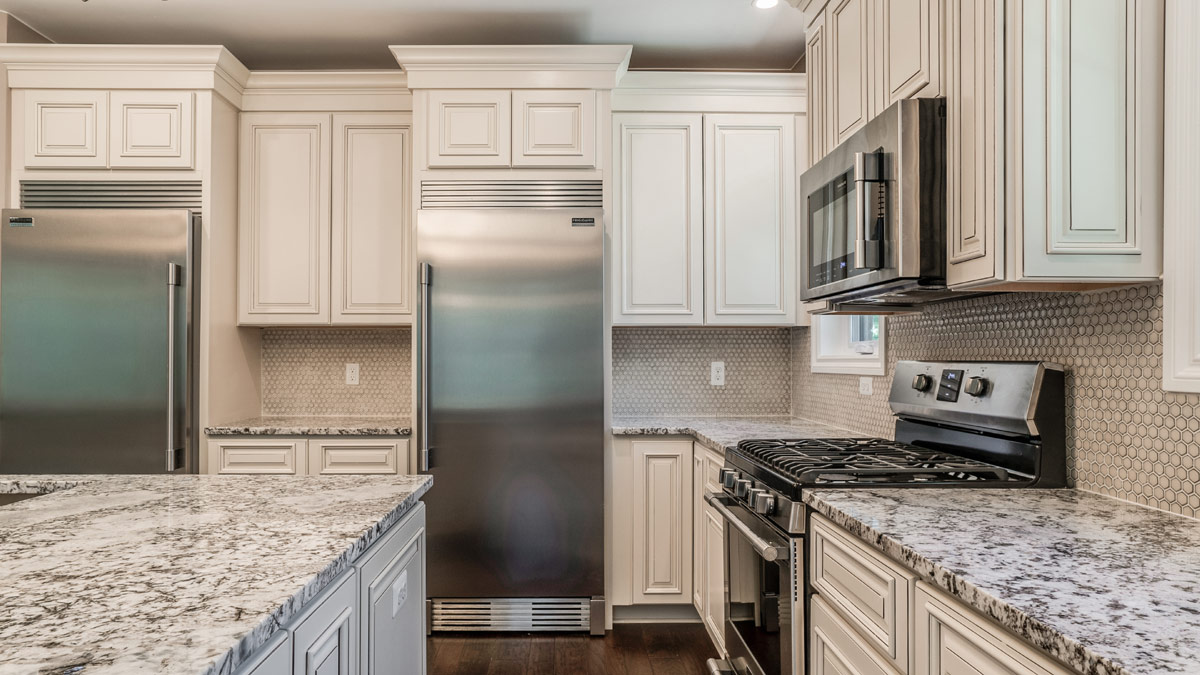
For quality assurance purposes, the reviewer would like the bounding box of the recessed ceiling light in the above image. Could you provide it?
[752,0,780,8]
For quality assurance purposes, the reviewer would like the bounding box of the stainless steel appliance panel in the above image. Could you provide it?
[0,209,193,474]
[418,208,604,599]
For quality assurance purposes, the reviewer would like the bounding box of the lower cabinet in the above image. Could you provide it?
[811,594,899,675]
[238,503,427,675]
[207,438,409,476]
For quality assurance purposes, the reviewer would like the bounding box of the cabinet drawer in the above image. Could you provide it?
[24,90,108,168]
[109,91,194,168]
[704,448,723,491]
[810,514,914,672]
[915,583,1073,675]
[811,594,901,675]
[208,440,306,475]
[308,439,406,475]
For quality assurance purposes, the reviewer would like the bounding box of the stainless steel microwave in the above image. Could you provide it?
[800,98,949,307]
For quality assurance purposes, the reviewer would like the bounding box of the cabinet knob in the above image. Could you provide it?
[964,377,989,397]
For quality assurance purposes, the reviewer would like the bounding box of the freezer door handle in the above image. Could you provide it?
[165,262,183,472]
[418,262,432,472]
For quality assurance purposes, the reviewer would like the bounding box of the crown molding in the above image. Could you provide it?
[240,70,412,111]
[0,44,250,106]
[612,71,806,113]
[388,44,633,89]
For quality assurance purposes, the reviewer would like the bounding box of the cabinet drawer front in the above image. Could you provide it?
[209,440,305,475]
[704,448,724,492]
[915,584,1073,675]
[810,515,913,671]
[110,91,194,168]
[24,90,108,168]
[512,89,596,167]
[309,440,404,475]
[811,594,901,675]
[427,90,511,167]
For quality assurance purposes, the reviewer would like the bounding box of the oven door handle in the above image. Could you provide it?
[705,493,790,562]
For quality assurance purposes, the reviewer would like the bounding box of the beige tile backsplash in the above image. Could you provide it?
[792,282,1200,517]
[261,328,411,417]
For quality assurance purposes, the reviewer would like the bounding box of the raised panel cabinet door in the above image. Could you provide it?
[426,90,511,167]
[24,90,108,168]
[207,439,306,475]
[308,439,404,475]
[292,571,357,675]
[612,113,704,325]
[109,91,195,169]
[830,0,872,143]
[945,0,1006,288]
[876,0,943,111]
[357,503,426,675]
[1014,0,1164,280]
[810,595,901,675]
[331,114,412,324]
[704,114,797,326]
[703,503,726,653]
[236,629,291,675]
[512,89,596,167]
[631,439,693,603]
[239,113,332,325]
[807,10,831,166]
[914,585,1073,675]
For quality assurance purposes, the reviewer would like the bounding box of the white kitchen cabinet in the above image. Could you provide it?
[331,113,412,324]
[109,91,194,169]
[873,0,942,111]
[356,502,426,675]
[631,438,693,604]
[425,89,511,167]
[612,113,704,325]
[238,112,332,325]
[207,439,307,475]
[23,90,108,168]
[704,114,796,325]
[512,89,596,168]
[292,570,358,675]
[806,10,831,167]
[829,0,872,144]
[308,439,407,475]
[237,630,292,675]
[915,583,1073,675]
[811,594,901,675]
[702,503,725,649]
[692,452,706,614]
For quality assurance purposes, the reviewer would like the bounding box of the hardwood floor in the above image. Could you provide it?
[428,624,719,675]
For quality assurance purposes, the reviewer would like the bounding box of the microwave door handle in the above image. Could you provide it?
[854,150,885,270]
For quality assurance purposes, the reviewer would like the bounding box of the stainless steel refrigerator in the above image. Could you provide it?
[0,209,196,474]
[417,207,604,633]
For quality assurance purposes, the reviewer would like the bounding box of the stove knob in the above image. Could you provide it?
[753,492,777,516]
[719,468,738,489]
[734,479,752,498]
[911,373,933,392]
[964,376,989,397]
[746,488,766,504]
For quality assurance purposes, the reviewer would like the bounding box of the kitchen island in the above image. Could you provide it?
[0,473,431,674]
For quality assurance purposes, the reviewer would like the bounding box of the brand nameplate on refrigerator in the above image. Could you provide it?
[571,217,596,227]
[8,217,33,227]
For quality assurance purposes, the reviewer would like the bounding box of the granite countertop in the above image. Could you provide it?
[205,416,413,436]
[806,488,1200,675]
[611,415,863,453]
[0,473,432,675]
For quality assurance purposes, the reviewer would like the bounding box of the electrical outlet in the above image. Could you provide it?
[859,376,873,396]
[391,570,408,618]
[345,363,360,386]
[711,361,726,386]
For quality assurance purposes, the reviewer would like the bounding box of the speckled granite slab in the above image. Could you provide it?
[0,473,431,675]
[205,416,412,436]
[612,415,863,454]
[805,488,1200,675]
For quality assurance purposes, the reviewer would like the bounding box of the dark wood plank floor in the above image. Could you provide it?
[428,624,718,675]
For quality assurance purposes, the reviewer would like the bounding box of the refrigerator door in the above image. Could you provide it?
[0,209,192,474]
[419,208,604,599]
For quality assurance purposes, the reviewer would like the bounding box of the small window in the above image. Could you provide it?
[811,315,886,375]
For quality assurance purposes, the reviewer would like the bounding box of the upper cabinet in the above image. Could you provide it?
[612,111,797,327]
[829,0,872,144]
[21,89,195,169]
[424,89,596,169]
[239,111,412,326]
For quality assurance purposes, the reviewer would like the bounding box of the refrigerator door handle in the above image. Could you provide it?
[165,262,183,472]
[418,262,432,472]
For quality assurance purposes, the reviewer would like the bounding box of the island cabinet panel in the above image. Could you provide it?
[914,584,1073,675]
[292,570,358,675]
[237,629,291,675]
[356,502,426,675]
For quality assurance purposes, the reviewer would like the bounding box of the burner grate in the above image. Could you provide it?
[735,438,1017,486]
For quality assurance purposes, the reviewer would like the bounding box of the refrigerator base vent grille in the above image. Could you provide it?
[431,598,591,632]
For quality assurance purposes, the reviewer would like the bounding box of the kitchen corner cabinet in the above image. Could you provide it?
[611,112,796,327]
[239,112,412,326]
[21,89,195,170]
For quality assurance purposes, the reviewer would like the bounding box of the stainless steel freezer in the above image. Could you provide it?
[0,209,196,474]
[417,207,604,632]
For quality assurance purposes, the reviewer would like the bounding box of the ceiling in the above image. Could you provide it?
[0,0,808,71]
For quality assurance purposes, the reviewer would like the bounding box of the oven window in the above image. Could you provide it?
[808,168,869,289]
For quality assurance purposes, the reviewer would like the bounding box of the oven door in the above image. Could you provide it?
[706,493,796,675]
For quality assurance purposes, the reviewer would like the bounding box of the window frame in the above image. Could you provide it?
[810,314,887,376]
